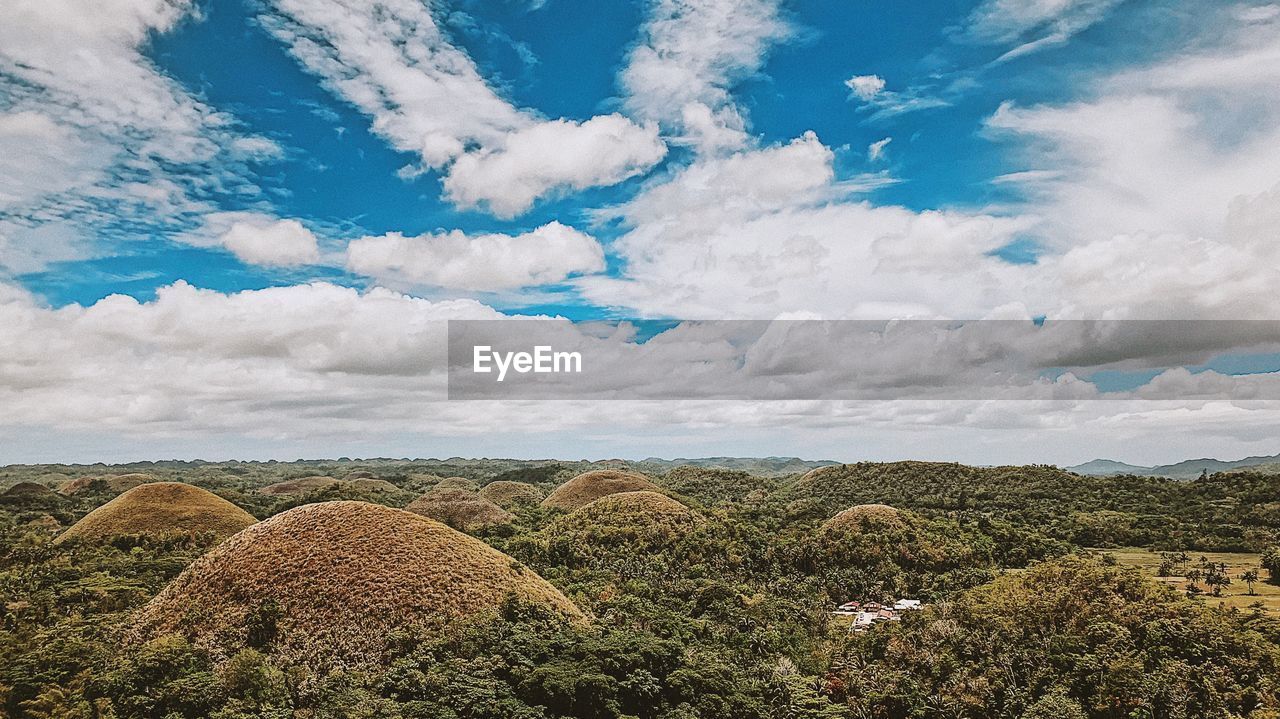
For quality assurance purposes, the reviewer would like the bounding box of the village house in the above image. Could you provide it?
[832,598,924,632]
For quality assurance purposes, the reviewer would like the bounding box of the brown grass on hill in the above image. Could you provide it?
[541,469,659,511]
[405,489,514,531]
[105,473,156,492]
[822,504,905,533]
[434,476,478,491]
[56,482,256,544]
[57,477,95,495]
[479,480,544,508]
[342,471,376,481]
[130,501,584,668]
[258,476,340,496]
[349,477,399,493]
[574,491,695,520]
[3,481,57,498]
[542,492,701,551]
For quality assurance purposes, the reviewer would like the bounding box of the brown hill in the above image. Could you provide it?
[479,481,544,508]
[342,471,376,481]
[349,477,399,493]
[573,491,696,521]
[258,476,340,496]
[3,481,57,498]
[822,504,905,533]
[130,501,584,668]
[541,492,701,554]
[406,489,514,531]
[434,476,478,491]
[57,477,95,495]
[56,482,256,544]
[105,473,156,492]
[541,469,659,511]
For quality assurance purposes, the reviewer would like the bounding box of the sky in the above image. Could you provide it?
[3,0,1280,466]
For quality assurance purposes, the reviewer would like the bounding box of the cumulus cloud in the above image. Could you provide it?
[260,0,665,215]
[580,132,1033,318]
[4,279,1280,466]
[218,217,321,267]
[845,75,886,101]
[987,10,1280,317]
[346,221,605,291]
[620,0,791,153]
[442,115,667,218]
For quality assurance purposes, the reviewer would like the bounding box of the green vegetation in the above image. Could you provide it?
[0,457,1278,717]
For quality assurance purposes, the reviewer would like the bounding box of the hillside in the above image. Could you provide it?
[541,469,661,511]
[1068,452,1280,479]
[55,482,256,543]
[130,501,584,668]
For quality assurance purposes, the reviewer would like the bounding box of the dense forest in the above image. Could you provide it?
[1,459,1279,718]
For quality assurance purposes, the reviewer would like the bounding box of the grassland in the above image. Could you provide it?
[1095,547,1280,616]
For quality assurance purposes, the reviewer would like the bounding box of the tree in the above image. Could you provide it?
[1204,565,1231,597]
[1262,546,1280,585]
[1241,569,1260,596]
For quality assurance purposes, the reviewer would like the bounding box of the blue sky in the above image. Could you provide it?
[4,0,1280,465]
[9,0,1185,310]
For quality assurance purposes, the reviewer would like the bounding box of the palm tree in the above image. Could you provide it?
[1241,569,1260,596]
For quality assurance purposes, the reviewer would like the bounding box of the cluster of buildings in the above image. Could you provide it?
[832,598,923,632]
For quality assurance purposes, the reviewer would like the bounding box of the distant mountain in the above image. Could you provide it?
[637,456,837,476]
[1067,459,1151,476]
[1068,453,1280,480]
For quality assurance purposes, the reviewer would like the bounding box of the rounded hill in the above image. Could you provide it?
[56,482,256,544]
[3,481,57,498]
[130,501,584,667]
[541,469,660,511]
[349,477,399,493]
[822,503,904,533]
[405,489,514,532]
[434,476,478,491]
[479,480,543,508]
[541,491,701,556]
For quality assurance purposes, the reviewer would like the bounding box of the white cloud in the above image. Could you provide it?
[218,217,321,267]
[442,115,667,218]
[4,278,1280,465]
[346,221,605,291]
[260,0,665,215]
[845,74,886,101]
[229,136,286,161]
[964,0,1125,60]
[867,137,892,161]
[0,0,287,270]
[844,75,951,120]
[985,11,1280,317]
[620,0,791,153]
[581,132,1033,318]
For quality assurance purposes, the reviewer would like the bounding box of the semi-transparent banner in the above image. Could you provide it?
[446,319,1280,400]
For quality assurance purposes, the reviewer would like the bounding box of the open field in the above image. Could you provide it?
[1094,547,1280,617]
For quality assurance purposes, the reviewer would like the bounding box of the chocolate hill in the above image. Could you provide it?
[541,469,660,511]
[130,501,584,667]
[479,480,543,508]
[56,482,256,543]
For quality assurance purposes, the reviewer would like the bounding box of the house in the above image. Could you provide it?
[836,598,926,632]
